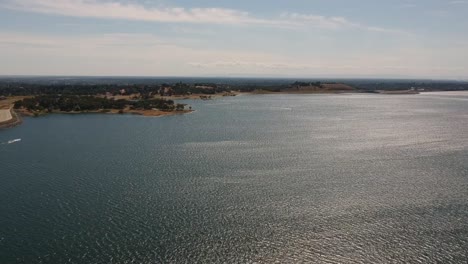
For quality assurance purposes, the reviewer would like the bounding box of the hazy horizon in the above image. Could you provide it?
[1,0,468,79]
[1,75,467,82]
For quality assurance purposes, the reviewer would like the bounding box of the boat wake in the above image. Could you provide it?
[1,138,21,145]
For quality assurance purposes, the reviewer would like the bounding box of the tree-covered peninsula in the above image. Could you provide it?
[13,95,187,116]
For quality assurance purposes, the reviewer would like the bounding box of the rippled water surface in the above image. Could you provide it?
[1,92,468,263]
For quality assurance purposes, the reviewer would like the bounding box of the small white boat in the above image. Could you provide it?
[7,138,21,144]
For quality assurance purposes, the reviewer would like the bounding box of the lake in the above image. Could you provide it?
[1,92,467,263]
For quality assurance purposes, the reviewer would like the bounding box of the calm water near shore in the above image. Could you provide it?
[1,92,467,263]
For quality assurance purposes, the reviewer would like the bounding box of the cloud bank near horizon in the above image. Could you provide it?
[2,0,407,33]
[0,0,467,78]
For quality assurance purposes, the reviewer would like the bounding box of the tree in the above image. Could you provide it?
[175,104,185,111]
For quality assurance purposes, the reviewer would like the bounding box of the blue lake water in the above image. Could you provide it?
[1,92,467,263]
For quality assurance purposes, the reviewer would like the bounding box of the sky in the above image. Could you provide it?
[0,0,467,79]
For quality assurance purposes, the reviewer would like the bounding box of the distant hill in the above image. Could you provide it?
[279,83,355,93]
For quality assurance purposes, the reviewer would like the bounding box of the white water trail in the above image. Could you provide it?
[1,138,21,145]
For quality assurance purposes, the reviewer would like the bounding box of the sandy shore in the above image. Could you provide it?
[0,97,22,128]
[0,108,22,128]
[0,108,12,123]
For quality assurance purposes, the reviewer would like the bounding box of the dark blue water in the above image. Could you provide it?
[1,92,468,263]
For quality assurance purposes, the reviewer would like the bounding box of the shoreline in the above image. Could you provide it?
[0,108,22,129]
[2,90,467,129]
[247,90,358,95]
[1,95,194,129]
[0,108,12,122]
[16,108,194,118]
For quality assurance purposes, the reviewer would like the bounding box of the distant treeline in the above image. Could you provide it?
[1,79,468,96]
[348,80,468,91]
[14,95,184,112]
[0,83,222,96]
[0,82,289,96]
[0,80,323,95]
[292,81,323,87]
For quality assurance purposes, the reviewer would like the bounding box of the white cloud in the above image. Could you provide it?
[1,0,275,25]
[1,0,405,34]
[281,13,410,34]
[280,13,358,30]
[449,1,468,4]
